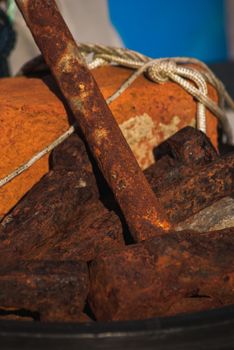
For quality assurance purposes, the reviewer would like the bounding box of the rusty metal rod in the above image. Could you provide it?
[15,0,170,241]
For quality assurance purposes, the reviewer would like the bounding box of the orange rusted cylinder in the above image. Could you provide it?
[0,67,218,218]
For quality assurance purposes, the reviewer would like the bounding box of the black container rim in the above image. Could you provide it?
[0,304,234,349]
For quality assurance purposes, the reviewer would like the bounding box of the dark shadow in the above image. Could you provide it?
[0,308,40,321]
[83,301,96,322]
[41,74,76,126]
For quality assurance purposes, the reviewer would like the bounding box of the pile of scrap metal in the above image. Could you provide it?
[0,0,233,322]
[0,126,233,322]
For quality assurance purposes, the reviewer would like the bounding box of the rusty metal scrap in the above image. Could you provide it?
[145,127,234,224]
[156,152,234,224]
[33,199,124,262]
[88,227,234,321]
[15,0,171,242]
[154,126,218,165]
[0,134,124,262]
[0,127,233,322]
[0,0,231,325]
[0,260,89,322]
[145,126,219,192]
[0,122,233,322]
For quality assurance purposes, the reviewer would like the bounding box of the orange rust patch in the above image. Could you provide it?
[0,65,218,217]
[93,128,109,144]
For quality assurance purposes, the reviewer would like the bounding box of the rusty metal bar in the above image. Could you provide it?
[157,152,234,224]
[89,227,234,321]
[0,260,89,322]
[15,0,170,241]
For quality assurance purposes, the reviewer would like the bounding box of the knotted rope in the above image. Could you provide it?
[86,45,233,139]
[1,44,234,189]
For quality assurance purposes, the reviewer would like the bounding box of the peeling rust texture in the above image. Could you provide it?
[154,126,218,165]
[15,0,170,242]
[89,227,234,321]
[145,127,234,224]
[0,260,89,322]
[0,134,124,262]
[156,152,234,224]
[145,126,219,193]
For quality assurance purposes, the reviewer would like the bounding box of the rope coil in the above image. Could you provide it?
[1,43,234,189]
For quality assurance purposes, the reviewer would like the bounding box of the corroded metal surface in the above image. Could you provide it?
[0,261,89,322]
[89,227,234,321]
[157,152,234,224]
[145,126,219,193]
[154,126,218,165]
[0,135,124,262]
[176,196,234,232]
[4,2,234,324]
[15,0,170,241]
[145,128,234,224]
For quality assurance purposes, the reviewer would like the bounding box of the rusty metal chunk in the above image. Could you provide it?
[143,128,233,225]
[144,127,233,224]
[0,134,123,262]
[16,0,171,242]
[0,261,89,322]
[33,199,124,262]
[154,126,218,165]
[156,152,234,224]
[89,227,234,321]
[145,126,219,193]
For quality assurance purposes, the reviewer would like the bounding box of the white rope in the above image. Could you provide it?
[1,44,234,189]
[0,124,76,188]
[18,45,234,135]
[89,50,233,141]
[147,61,208,133]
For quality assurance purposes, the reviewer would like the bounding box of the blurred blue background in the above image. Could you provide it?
[1,0,233,75]
[108,0,228,62]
